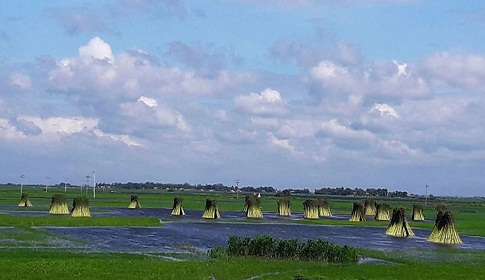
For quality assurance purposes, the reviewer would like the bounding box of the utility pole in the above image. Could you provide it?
[45,176,49,193]
[425,185,429,206]
[92,171,96,199]
[20,175,25,194]
[235,179,239,199]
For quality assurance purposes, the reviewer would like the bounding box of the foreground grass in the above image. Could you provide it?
[0,214,161,227]
[1,249,485,280]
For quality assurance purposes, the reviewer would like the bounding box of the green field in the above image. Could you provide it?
[1,186,485,279]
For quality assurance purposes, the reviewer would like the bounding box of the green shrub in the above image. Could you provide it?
[214,235,358,263]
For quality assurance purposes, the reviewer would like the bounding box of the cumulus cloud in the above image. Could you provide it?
[310,60,364,97]
[118,98,191,133]
[421,51,485,90]
[370,103,400,119]
[235,88,288,116]
[12,115,142,147]
[9,72,31,91]
[11,119,42,136]
[79,37,114,62]
[49,37,250,100]
[369,60,430,99]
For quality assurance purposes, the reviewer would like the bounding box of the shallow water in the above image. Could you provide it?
[42,220,485,254]
[4,206,484,255]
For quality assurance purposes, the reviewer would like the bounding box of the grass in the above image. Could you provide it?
[0,214,161,227]
[1,249,485,280]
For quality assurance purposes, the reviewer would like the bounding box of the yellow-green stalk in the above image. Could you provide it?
[317,197,332,217]
[436,203,447,213]
[412,203,425,221]
[128,195,141,209]
[277,197,291,216]
[374,203,390,221]
[18,192,32,207]
[349,202,366,222]
[202,199,220,219]
[303,199,319,219]
[70,197,91,217]
[171,197,185,215]
[428,211,462,245]
[385,208,414,237]
[245,195,263,218]
[243,195,250,213]
[49,194,69,214]
[364,198,377,216]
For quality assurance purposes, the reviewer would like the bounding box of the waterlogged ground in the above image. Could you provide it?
[42,221,485,254]
[2,206,485,259]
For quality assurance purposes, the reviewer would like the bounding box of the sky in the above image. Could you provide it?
[1,0,485,196]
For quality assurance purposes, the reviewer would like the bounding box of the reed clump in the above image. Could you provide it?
[317,197,332,217]
[202,199,220,219]
[49,194,69,214]
[303,200,319,219]
[428,211,462,245]
[70,197,91,217]
[364,198,377,216]
[244,195,263,218]
[18,192,32,207]
[385,208,414,237]
[277,197,291,216]
[128,195,141,209]
[349,202,366,222]
[171,197,185,215]
[374,203,390,221]
[412,203,425,221]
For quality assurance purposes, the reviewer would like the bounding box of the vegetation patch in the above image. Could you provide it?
[428,211,462,245]
[277,197,291,216]
[0,214,161,227]
[317,197,332,217]
[244,195,263,218]
[171,197,185,216]
[412,203,425,221]
[209,235,358,263]
[303,200,319,219]
[127,195,141,209]
[49,194,69,215]
[349,202,365,222]
[202,199,220,219]
[18,193,32,207]
[70,197,91,217]
[386,208,414,238]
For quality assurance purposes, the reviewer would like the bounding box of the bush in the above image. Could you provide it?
[212,235,358,263]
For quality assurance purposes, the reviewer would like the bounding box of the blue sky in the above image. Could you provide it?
[2,0,485,196]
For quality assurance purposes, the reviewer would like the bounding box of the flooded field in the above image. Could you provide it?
[3,206,485,257]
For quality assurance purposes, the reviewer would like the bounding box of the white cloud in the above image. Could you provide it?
[22,116,97,135]
[318,119,374,141]
[380,139,419,157]
[138,96,158,107]
[310,60,365,96]
[9,72,31,90]
[79,37,114,63]
[370,103,400,119]
[422,51,485,90]
[235,88,288,116]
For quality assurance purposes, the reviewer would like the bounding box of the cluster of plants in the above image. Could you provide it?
[243,195,263,218]
[209,235,358,263]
